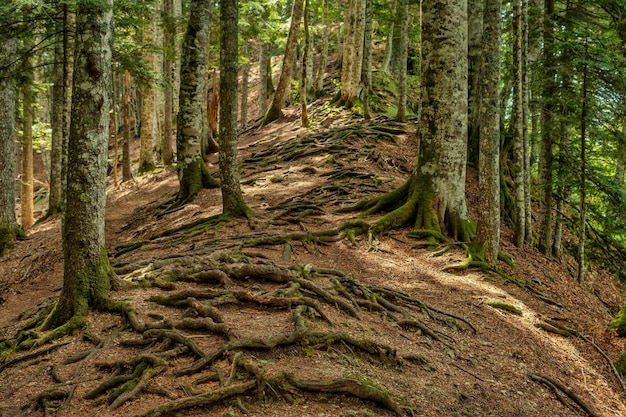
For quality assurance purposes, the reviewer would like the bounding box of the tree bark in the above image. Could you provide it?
[49,18,65,215]
[577,59,588,285]
[538,0,556,256]
[512,0,525,247]
[467,0,484,167]
[615,130,625,185]
[45,0,114,328]
[240,41,250,129]
[381,0,396,73]
[300,0,310,128]
[176,0,219,203]
[258,42,269,117]
[361,0,373,121]
[219,0,249,218]
[340,0,366,108]
[370,0,471,241]
[314,0,329,95]
[122,70,133,182]
[396,0,408,121]
[261,0,304,124]
[21,83,35,230]
[522,0,532,244]
[163,0,175,166]
[474,0,502,263]
[0,36,20,256]
[138,12,159,174]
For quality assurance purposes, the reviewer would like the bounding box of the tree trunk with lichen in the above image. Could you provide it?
[340,0,365,108]
[0,36,21,256]
[473,0,501,263]
[176,0,219,203]
[361,0,373,120]
[138,13,159,174]
[219,0,249,218]
[44,0,114,328]
[20,83,35,230]
[467,0,483,166]
[512,0,525,247]
[395,0,408,121]
[314,0,329,96]
[261,0,304,125]
[363,0,472,242]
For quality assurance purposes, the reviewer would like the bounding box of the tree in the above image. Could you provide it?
[512,0,526,247]
[467,0,484,166]
[361,0,373,120]
[395,0,408,121]
[0,35,21,256]
[162,0,176,166]
[314,0,329,96]
[261,0,304,124]
[300,0,311,127]
[122,70,133,182]
[175,0,219,204]
[44,0,114,328]
[339,0,365,108]
[219,0,249,217]
[352,0,472,241]
[474,0,502,263]
[20,74,35,229]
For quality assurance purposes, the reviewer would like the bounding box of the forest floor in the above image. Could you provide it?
[1,103,626,417]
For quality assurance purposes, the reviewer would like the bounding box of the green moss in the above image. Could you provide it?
[485,301,523,316]
[177,158,219,204]
[137,161,156,175]
[614,351,626,376]
[609,304,626,337]
[261,103,282,126]
[0,226,17,257]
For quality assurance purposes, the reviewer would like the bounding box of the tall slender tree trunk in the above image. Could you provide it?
[261,0,304,124]
[0,36,21,256]
[220,0,249,217]
[467,0,484,166]
[314,0,329,95]
[616,130,625,185]
[512,0,525,247]
[300,0,310,128]
[258,42,269,117]
[396,0,408,121]
[340,0,366,108]
[474,0,502,263]
[163,0,175,165]
[139,14,159,174]
[522,0,532,244]
[577,59,588,285]
[240,41,250,129]
[122,70,133,182]
[176,0,219,203]
[49,18,65,215]
[21,84,35,230]
[382,0,396,73]
[61,6,74,208]
[45,0,114,328]
[361,0,373,121]
[538,0,556,256]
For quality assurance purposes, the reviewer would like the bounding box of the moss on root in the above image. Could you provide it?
[260,103,282,126]
[0,225,23,257]
[177,158,219,203]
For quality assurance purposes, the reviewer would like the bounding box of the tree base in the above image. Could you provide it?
[177,159,219,204]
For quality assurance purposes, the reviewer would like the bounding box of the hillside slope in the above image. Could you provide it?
[1,108,625,417]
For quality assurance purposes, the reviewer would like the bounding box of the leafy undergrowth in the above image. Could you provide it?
[1,106,626,417]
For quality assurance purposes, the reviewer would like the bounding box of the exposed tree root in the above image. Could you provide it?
[528,372,601,417]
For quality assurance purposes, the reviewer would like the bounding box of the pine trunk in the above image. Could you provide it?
[577,61,588,285]
[49,21,65,214]
[262,0,304,124]
[219,0,249,217]
[475,0,501,263]
[0,37,20,256]
[45,0,114,327]
[176,0,218,203]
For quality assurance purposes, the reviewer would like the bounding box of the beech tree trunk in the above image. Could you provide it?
[512,0,525,247]
[0,37,20,256]
[467,0,484,166]
[138,13,159,174]
[369,0,471,241]
[219,0,249,217]
[361,0,373,121]
[396,0,408,121]
[474,0,502,263]
[261,0,304,124]
[300,0,310,128]
[163,0,175,165]
[176,0,219,203]
[21,83,35,230]
[240,41,250,129]
[122,70,133,182]
[258,42,269,117]
[340,0,366,108]
[314,0,329,95]
[45,0,114,328]
[382,1,396,73]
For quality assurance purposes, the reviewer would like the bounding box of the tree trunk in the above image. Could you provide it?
[381,1,396,73]
[162,0,175,166]
[258,42,269,117]
[340,0,366,108]
[467,0,484,166]
[261,0,304,124]
[176,0,219,204]
[577,60,588,285]
[45,0,114,328]
[61,6,74,207]
[361,0,373,121]
[219,0,249,218]
[49,18,65,215]
[616,130,625,185]
[21,84,35,230]
[522,0,532,244]
[538,0,556,256]
[122,70,133,182]
[240,41,250,129]
[300,0,310,128]
[512,0,525,247]
[368,0,471,242]
[314,0,329,95]
[396,0,408,121]
[0,36,20,256]
[138,15,159,174]
[474,0,501,263]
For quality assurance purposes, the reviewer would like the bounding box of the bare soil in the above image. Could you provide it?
[1,106,626,417]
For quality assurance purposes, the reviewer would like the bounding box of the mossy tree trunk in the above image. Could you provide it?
[45,0,114,328]
[367,0,472,242]
[176,0,219,204]
[512,0,526,248]
[474,0,502,263]
[340,0,365,108]
[219,0,250,218]
[395,0,408,121]
[261,0,304,125]
[0,36,21,256]
[467,0,484,166]
[138,10,159,175]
